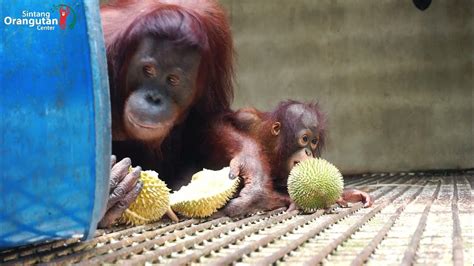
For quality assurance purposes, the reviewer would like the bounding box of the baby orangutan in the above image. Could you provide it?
[217,100,372,216]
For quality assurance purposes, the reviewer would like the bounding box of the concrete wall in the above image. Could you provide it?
[220,0,473,173]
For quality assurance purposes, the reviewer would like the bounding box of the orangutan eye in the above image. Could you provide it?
[302,135,308,143]
[167,74,180,86]
[312,138,318,145]
[143,64,157,77]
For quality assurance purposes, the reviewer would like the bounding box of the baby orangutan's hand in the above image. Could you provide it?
[336,188,373,208]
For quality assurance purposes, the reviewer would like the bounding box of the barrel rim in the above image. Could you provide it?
[83,0,111,240]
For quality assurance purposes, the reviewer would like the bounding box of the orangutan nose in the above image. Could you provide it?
[305,148,312,157]
[293,160,300,166]
[146,93,162,106]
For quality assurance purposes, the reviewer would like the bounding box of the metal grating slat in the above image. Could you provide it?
[261,178,423,265]
[272,176,425,265]
[117,209,290,265]
[0,170,472,265]
[400,181,441,265]
[451,176,464,266]
[210,174,411,265]
[165,209,296,265]
[349,181,428,266]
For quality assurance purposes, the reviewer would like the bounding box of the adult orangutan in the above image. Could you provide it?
[98,0,237,227]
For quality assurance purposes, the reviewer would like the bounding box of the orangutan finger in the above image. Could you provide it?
[109,157,132,191]
[287,201,298,212]
[222,183,261,217]
[98,181,143,228]
[336,197,349,208]
[228,157,242,180]
[222,197,253,217]
[361,191,373,207]
[107,166,141,209]
[110,155,117,168]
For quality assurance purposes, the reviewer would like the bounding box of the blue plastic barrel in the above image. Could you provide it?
[0,0,110,248]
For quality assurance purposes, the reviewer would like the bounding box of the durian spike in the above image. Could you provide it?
[170,167,240,218]
[124,209,150,223]
[119,169,171,225]
[166,207,179,222]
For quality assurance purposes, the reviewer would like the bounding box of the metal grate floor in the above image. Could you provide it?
[1,170,472,265]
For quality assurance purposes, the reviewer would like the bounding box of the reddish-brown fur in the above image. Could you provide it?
[215,100,372,213]
[101,0,234,139]
[200,120,292,215]
[196,101,327,216]
[101,0,237,188]
[98,0,244,226]
[230,100,326,191]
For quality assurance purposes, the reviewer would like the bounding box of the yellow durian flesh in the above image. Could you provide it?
[119,170,170,225]
[170,167,240,218]
[288,158,344,212]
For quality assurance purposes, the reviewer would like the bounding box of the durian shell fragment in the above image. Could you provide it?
[288,158,344,212]
[119,170,170,225]
[170,167,240,218]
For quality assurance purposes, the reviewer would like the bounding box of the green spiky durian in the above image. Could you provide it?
[170,167,240,218]
[288,158,344,212]
[120,170,170,225]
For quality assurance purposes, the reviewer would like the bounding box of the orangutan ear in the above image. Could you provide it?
[271,122,281,136]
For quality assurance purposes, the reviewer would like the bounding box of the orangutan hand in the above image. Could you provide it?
[98,156,143,228]
[336,188,373,208]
